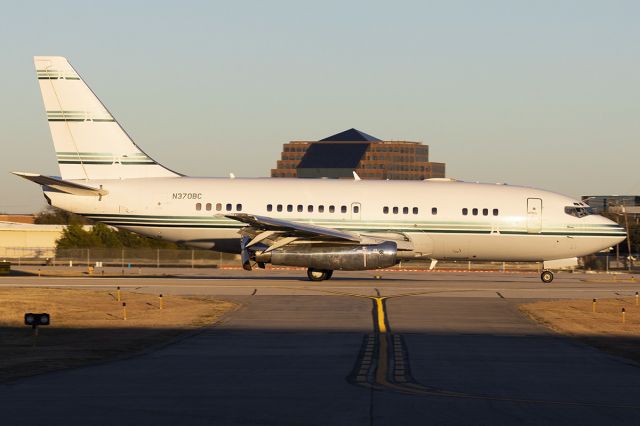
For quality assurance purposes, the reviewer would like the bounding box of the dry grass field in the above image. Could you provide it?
[0,287,238,382]
[521,297,640,362]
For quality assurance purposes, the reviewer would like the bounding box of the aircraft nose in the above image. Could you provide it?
[601,216,627,246]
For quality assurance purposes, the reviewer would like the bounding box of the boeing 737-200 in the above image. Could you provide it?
[15,56,627,283]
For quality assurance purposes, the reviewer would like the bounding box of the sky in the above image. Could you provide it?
[1,0,638,213]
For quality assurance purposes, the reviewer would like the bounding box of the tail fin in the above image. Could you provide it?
[34,56,180,180]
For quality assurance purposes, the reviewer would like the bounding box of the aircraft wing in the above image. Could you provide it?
[226,213,415,270]
[225,213,362,243]
[13,172,108,196]
[225,213,413,249]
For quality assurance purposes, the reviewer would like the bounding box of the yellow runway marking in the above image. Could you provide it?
[375,298,387,334]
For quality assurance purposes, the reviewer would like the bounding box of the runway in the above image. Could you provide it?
[1,270,639,425]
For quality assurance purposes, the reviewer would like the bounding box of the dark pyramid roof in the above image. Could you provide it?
[319,128,381,142]
[297,142,369,169]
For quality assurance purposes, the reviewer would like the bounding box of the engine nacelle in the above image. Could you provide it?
[255,241,397,271]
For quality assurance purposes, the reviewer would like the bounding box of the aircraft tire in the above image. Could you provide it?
[540,270,554,283]
[307,268,331,281]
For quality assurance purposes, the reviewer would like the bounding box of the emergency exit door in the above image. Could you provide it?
[527,198,542,234]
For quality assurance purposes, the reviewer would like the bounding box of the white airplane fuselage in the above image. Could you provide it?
[45,177,626,262]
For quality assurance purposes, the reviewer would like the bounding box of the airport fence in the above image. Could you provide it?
[1,247,632,272]
[0,247,240,269]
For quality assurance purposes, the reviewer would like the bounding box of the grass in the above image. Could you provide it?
[521,297,640,363]
[0,287,238,382]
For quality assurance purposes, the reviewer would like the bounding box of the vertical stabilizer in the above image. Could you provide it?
[34,56,180,180]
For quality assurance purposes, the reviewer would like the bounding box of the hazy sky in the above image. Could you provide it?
[1,0,638,213]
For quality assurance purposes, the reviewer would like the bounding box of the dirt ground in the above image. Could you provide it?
[521,297,640,363]
[0,287,238,382]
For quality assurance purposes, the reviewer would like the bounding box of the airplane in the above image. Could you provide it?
[15,56,627,283]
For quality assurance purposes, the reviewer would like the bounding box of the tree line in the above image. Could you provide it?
[35,207,179,249]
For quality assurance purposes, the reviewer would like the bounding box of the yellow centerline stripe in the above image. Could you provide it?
[375,297,387,334]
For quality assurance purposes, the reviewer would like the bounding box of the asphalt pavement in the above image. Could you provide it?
[1,270,639,425]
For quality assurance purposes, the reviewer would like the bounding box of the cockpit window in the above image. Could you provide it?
[564,206,594,218]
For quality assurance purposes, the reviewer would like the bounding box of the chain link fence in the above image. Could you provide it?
[0,247,240,268]
[2,246,623,272]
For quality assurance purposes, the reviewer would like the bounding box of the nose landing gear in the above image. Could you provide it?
[540,270,554,283]
[307,268,333,281]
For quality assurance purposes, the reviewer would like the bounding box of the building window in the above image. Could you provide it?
[493,208,499,216]
[196,203,202,211]
[277,204,283,212]
[341,205,347,214]
[308,205,313,213]
[393,207,399,214]
[462,208,468,215]
[329,205,335,213]
[267,204,273,212]
[482,208,488,216]
[383,206,389,214]
[226,203,232,211]
[432,207,437,215]
[236,204,242,211]
[413,207,419,215]
[472,208,478,216]
[297,205,303,212]
[319,205,325,213]
[287,204,293,212]
[206,203,212,211]
[403,207,409,214]
[216,203,222,211]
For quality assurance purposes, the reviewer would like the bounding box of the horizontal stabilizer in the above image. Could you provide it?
[13,172,108,197]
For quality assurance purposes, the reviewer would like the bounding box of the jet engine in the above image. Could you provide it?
[255,241,397,271]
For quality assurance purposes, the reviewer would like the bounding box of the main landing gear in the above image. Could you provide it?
[540,270,554,284]
[307,268,333,281]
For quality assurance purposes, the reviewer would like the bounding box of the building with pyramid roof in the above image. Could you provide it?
[271,128,445,180]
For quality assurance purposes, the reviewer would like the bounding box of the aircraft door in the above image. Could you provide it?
[351,202,362,221]
[527,198,542,234]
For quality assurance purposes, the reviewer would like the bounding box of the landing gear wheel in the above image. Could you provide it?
[540,270,554,284]
[307,268,332,281]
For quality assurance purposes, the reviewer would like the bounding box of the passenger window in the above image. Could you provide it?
[216,203,222,211]
[462,208,468,215]
[413,207,418,215]
[383,206,389,214]
[277,204,283,212]
[318,205,325,213]
[206,203,212,211]
[267,204,273,212]
[493,208,498,216]
[393,207,399,214]
[472,208,478,216]
[236,204,242,211]
[196,203,202,211]
[287,205,293,212]
[353,205,360,214]
[341,205,347,213]
[226,203,232,211]
[308,205,313,213]
[403,207,409,214]
[482,208,488,216]
[432,207,437,215]
[297,205,303,212]
[329,205,335,213]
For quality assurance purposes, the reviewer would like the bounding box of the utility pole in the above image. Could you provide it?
[622,205,633,272]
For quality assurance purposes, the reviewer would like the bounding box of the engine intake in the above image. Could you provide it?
[255,241,397,271]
